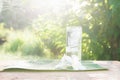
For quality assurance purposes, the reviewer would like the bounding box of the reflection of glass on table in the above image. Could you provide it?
[55,27,85,70]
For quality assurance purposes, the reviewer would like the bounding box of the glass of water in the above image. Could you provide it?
[55,26,85,70]
[66,27,82,60]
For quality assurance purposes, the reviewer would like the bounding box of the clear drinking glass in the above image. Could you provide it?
[55,26,85,70]
[66,27,82,60]
[66,27,85,70]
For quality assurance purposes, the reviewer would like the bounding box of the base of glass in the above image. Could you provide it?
[55,54,86,70]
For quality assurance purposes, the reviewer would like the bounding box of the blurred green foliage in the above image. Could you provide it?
[2,22,65,59]
[0,0,120,60]
[0,23,8,38]
[32,18,66,58]
[81,0,120,60]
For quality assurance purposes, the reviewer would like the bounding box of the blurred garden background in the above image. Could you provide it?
[0,0,120,60]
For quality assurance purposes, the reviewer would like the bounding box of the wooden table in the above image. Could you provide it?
[0,61,120,80]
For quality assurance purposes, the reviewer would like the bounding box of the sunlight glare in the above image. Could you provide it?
[28,0,90,18]
[29,0,68,13]
[0,0,3,13]
[80,1,90,7]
